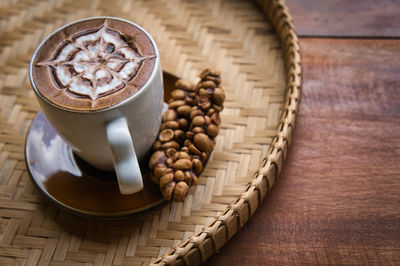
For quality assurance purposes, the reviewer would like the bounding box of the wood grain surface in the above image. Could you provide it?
[207,1,400,265]
[284,0,400,37]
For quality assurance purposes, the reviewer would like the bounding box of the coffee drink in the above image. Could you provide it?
[31,17,157,111]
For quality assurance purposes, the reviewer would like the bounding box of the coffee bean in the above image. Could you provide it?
[199,88,212,98]
[162,109,177,122]
[177,105,191,117]
[153,164,167,180]
[162,182,175,201]
[149,150,166,169]
[160,172,174,189]
[210,113,221,126]
[207,124,219,138]
[149,69,224,202]
[212,104,223,112]
[161,141,179,150]
[213,88,225,105]
[201,80,216,89]
[174,159,192,171]
[190,108,203,119]
[184,171,194,184]
[185,97,195,105]
[152,140,161,150]
[178,151,191,160]
[174,129,185,143]
[161,120,180,130]
[173,182,189,202]
[192,158,203,175]
[189,144,201,155]
[165,148,177,158]
[192,116,205,127]
[175,79,192,91]
[201,152,209,163]
[175,170,185,182]
[194,133,211,152]
[178,118,189,130]
[169,100,186,109]
[198,96,211,110]
[166,158,173,167]
[171,89,186,100]
[192,126,205,134]
[185,131,195,140]
[159,129,174,143]
[204,115,211,126]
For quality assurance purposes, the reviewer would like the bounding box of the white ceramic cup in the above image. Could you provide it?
[29,17,163,195]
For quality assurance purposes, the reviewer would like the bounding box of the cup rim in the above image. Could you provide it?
[29,16,161,114]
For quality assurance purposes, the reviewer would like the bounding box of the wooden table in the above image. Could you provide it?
[207,0,400,264]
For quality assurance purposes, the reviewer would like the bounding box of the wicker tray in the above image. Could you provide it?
[0,0,301,265]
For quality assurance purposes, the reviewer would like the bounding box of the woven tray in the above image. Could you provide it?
[0,0,301,265]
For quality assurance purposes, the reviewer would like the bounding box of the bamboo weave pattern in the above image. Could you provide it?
[0,0,301,265]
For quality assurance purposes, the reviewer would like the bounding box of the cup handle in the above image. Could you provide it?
[105,117,143,194]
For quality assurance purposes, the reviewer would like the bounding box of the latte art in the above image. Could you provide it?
[39,21,155,104]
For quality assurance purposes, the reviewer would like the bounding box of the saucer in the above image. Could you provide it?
[25,71,178,218]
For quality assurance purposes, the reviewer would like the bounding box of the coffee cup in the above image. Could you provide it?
[29,17,163,194]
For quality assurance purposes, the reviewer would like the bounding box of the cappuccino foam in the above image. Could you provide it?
[32,18,157,111]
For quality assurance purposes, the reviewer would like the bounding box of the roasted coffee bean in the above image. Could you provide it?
[192,126,205,134]
[174,159,192,171]
[213,88,225,105]
[185,131,195,140]
[152,140,161,150]
[159,129,174,143]
[192,158,203,175]
[162,182,175,201]
[184,139,193,147]
[153,164,168,180]
[174,129,185,143]
[166,158,173,167]
[177,105,191,117]
[210,113,221,126]
[207,124,219,138]
[201,152,209,163]
[189,144,201,156]
[171,89,186,100]
[192,116,205,127]
[161,141,180,150]
[160,172,174,189]
[204,115,211,126]
[163,109,177,121]
[198,96,211,110]
[149,150,166,169]
[161,120,180,130]
[169,100,186,109]
[194,133,211,152]
[178,118,189,130]
[175,79,192,90]
[201,80,216,89]
[175,170,185,182]
[165,148,177,158]
[212,104,223,112]
[190,108,203,119]
[173,182,188,202]
[185,97,195,105]
[178,151,191,160]
[149,69,224,202]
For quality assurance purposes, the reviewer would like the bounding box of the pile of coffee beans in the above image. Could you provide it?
[149,69,225,201]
